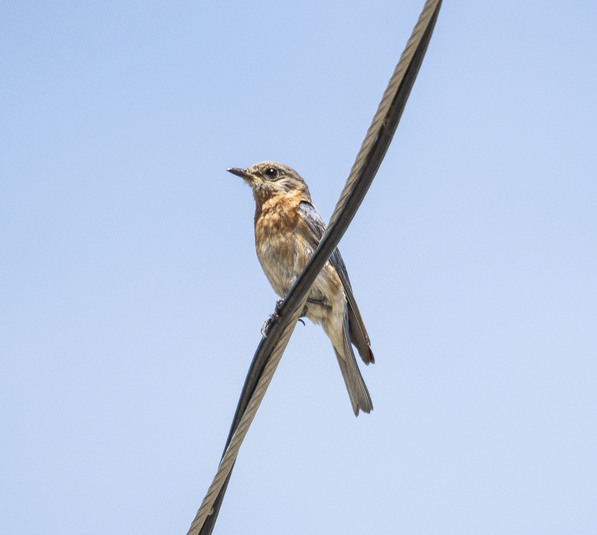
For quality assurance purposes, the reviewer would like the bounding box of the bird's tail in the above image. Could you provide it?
[332,315,373,416]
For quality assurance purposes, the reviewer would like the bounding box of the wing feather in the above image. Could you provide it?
[297,201,374,364]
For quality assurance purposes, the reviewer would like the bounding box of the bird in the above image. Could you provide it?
[227,161,374,416]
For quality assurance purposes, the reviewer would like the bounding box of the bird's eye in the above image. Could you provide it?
[264,167,279,179]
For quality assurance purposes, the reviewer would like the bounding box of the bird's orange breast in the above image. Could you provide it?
[253,192,309,296]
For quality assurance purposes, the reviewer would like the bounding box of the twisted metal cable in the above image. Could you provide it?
[187,296,307,535]
[188,1,442,533]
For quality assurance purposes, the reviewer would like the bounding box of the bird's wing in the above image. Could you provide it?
[297,201,374,364]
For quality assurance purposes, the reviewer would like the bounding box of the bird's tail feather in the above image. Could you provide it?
[333,315,373,416]
[333,346,373,416]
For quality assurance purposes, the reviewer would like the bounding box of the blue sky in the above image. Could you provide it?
[2,1,596,534]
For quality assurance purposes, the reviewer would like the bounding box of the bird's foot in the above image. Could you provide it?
[261,300,308,336]
[261,299,284,337]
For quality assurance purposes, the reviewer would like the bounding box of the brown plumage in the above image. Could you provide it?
[228,161,374,415]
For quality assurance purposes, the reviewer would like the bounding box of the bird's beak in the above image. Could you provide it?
[227,167,249,179]
[227,167,261,183]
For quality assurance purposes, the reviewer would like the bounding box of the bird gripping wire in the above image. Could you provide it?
[188,1,443,533]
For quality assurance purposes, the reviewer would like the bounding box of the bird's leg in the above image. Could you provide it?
[261,299,284,337]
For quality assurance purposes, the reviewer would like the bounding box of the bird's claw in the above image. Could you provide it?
[261,300,284,337]
[261,315,275,337]
[261,300,307,336]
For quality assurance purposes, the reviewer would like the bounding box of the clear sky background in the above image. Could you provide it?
[2,1,596,534]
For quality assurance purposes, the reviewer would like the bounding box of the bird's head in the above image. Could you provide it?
[227,161,311,201]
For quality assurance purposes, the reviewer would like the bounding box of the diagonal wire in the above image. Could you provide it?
[188,1,442,534]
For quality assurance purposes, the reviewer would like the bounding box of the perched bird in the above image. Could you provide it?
[228,161,374,415]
